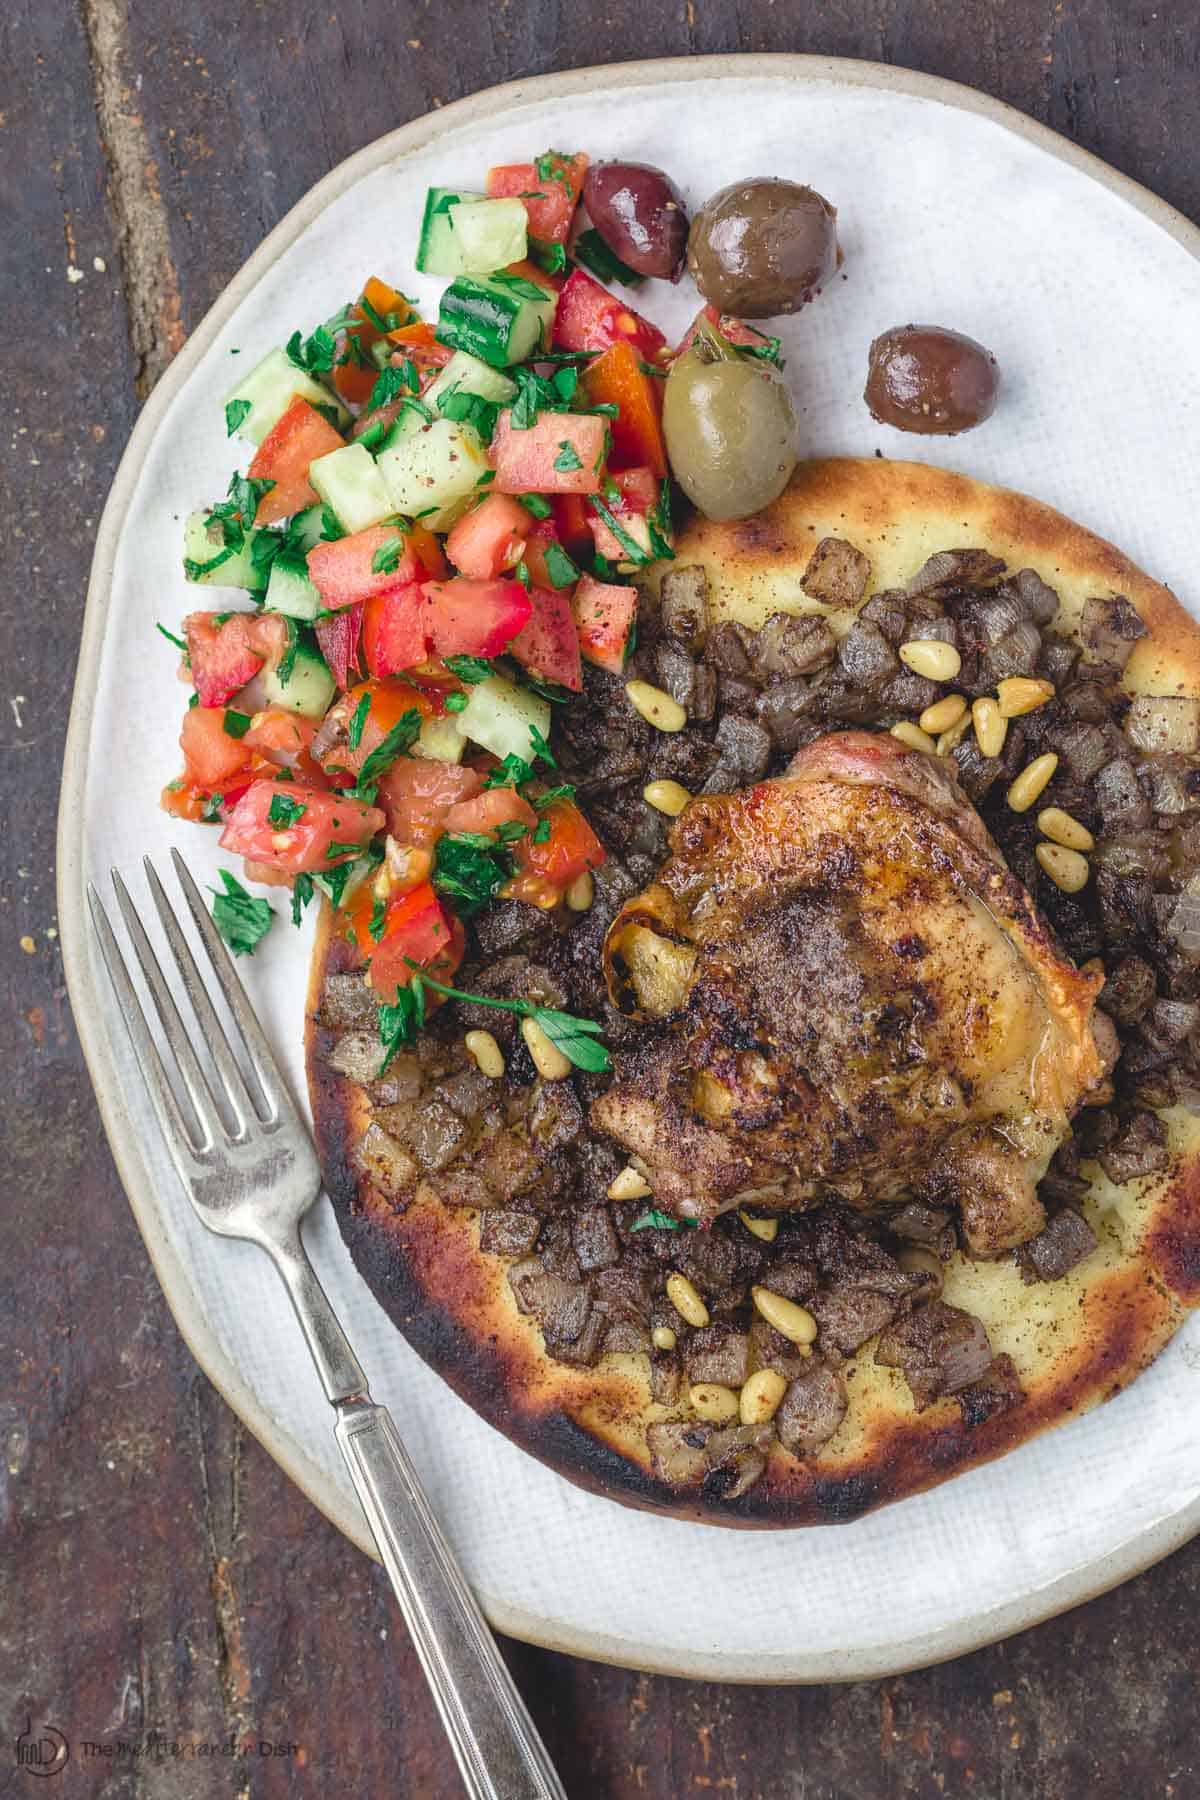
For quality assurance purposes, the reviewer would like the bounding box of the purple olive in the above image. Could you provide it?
[864,325,999,434]
[582,161,690,281]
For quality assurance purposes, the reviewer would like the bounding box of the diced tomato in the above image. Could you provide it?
[184,612,289,708]
[674,305,780,358]
[386,320,454,376]
[242,708,331,788]
[422,577,533,658]
[588,466,661,563]
[491,411,607,496]
[219,780,383,875]
[582,340,667,477]
[322,679,439,782]
[363,583,429,678]
[572,575,638,674]
[249,399,346,524]
[553,269,668,362]
[446,494,531,579]
[378,757,484,845]
[315,603,364,691]
[408,522,449,580]
[442,786,537,838]
[341,855,431,953]
[161,778,212,822]
[306,525,418,612]
[520,519,562,589]
[366,881,466,1001]
[180,704,255,788]
[512,798,606,890]
[508,587,583,692]
[331,354,378,408]
[552,493,594,556]
[486,153,588,245]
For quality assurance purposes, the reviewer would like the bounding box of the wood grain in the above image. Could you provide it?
[2,0,1199,1793]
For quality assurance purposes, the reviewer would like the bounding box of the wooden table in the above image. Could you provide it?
[4,4,1198,1794]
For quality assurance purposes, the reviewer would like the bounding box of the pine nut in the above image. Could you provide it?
[625,680,687,732]
[464,1030,505,1078]
[689,1382,740,1423]
[899,638,962,681]
[666,1272,710,1329]
[752,1285,818,1346]
[1036,841,1090,893]
[739,1210,779,1243]
[643,778,691,816]
[608,1165,652,1201]
[1008,752,1059,813]
[937,711,973,756]
[739,1367,788,1425]
[890,721,936,755]
[1038,806,1095,852]
[565,871,594,911]
[997,675,1055,718]
[972,697,1008,759]
[651,1325,677,1351]
[920,693,967,736]
[521,1016,571,1080]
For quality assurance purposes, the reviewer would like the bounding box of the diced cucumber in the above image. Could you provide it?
[308,444,395,534]
[415,186,485,277]
[412,714,467,763]
[264,551,323,621]
[376,418,490,531]
[389,351,516,444]
[260,641,336,717]
[287,503,327,553]
[457,674,551,766]
[447,198,528,274]
[225,346,349,445]
[436,276,555,369]
[183,511,269,591]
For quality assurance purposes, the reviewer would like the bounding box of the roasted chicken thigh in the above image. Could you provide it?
[594,731,1106,1254]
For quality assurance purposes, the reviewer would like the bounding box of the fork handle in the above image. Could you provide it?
[335,1399,567,1800]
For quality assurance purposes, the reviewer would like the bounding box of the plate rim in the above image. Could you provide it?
[57,50,1200,1684]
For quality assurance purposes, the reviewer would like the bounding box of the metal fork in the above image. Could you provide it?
[88,850,567,1800]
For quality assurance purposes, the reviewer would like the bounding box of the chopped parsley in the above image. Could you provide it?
[629,1210,696,1233]
[223,709,252,738]
[445,692,468,712]
[210,869,273,957]
[224,397,251,436]
[532,817,552,844]
[534,150,578,194]
[371,535,407,575]
[529,724,556,768]
[347,692,371,750]
[483,753,534,790]
[291,873,315,926]
[529,237,568,276]
[554,440,583,473]
[542,541,579,589]
[349,708,423,801]
[443,654,494,685]
[367,892,389,942]
[432,833,512,914]
[519,493,553,520]
[379,981,426,1071]
[325,840,363,861]
[156,623,187,653]
[267,792,307,829]
[572,227,646,290]
[365,361,420,411]
[535,784,577,808]
[395,962,611,1073]
[438,383,500,442]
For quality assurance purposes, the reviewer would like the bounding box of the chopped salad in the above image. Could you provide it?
[160,146,782,1062]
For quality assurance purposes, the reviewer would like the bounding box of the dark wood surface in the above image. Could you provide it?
[4,3,1199,1794]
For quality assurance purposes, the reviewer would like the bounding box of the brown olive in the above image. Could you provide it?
[582,161,689,281]
[864,325,999,435]
[687,178,839,319]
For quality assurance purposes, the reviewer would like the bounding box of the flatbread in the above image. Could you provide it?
[309,457,1200,1527]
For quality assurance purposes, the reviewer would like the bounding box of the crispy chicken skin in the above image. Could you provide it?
[593,731,1106,1255]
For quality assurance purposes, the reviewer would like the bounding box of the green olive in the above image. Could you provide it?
[663,341,797,522]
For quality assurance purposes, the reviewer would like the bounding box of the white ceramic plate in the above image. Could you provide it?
[60,56,1200,1682]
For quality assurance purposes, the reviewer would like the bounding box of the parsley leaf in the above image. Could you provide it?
[201,792,224,823]
[267,792,307,828]
[291,873,315,926]
[532,817,551,844]
[437,382,500,442]
[443,654,494,685]
[402,963,611,1073]
[573,227,647,290]
[543,541,579,589]
[529,237,568,275]
[371,535,407,575]
[483,753,533,790]
[535,783,577,807]
[378,981,426,1070]
[156,623,187,653]
[325,840,363,861]
[514,559,532,591]
[223,709,252,739]
[432,833,512,914]
[445,692,468,712]
[350,708,422,799]
[489,270,555,303]
[529,724,556,768]
[587,495,652,566]
[519,493,553,520]
[365,362,420,411]
[533,150,578,194]
[320,504,346,542]
[224,397,252,436]
[554,441,583,473]
[629,1209,696,1233]
[210,869,273,957]
[347,692,371,750]
[368,893,389,942]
